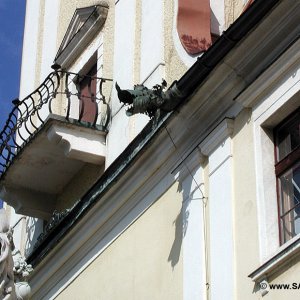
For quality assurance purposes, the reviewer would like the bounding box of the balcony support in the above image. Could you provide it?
[0,186,56,219]
[0,116,107,219]
[47,124,106,165]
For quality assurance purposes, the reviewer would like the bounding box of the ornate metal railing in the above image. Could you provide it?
[0,70,112,178]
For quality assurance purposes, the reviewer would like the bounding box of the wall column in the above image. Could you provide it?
[200,118,235,300]
[174,150,207,300]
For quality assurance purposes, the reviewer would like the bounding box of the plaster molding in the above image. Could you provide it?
[0,186,56,220]
[252,62,300,261]
[181,164,206,300]
[173,147,205,182]
[47,124,106,165]
[199,118,234,156]
[235,38,300,108]
[55,3,109,68]
[249,236,300,284]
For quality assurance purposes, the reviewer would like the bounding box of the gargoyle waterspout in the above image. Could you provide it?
[116,80,182,118]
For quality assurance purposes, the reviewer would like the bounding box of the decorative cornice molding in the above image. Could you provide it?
[235,38,300,109]
[199,118,234,156]
[172,148,205,182]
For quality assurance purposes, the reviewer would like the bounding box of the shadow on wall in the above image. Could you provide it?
[168,207,183,269]
[25,218,44,256]
[211,10,221,36]
[168,164,203,268]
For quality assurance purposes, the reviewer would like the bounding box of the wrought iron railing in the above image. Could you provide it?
[0,70,112,177]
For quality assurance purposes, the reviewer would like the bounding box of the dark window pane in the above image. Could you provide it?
[79,64,97,123]
[276,111,300,161]
[279,162,300,242]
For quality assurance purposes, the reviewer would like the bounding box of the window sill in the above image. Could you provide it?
[249,235,300,283]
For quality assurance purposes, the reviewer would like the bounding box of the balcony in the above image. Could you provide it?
[0,70,112,219]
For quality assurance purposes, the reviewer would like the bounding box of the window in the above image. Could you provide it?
[275,109,300,243]
[78,63,97,124]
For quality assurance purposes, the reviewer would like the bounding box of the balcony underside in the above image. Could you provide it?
[0,115,106,219]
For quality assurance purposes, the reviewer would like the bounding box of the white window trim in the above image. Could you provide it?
[252,71,300,262]
[237,38,300,281]
[249,235,300,283]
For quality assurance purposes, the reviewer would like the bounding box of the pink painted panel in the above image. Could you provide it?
[177,0,212,55]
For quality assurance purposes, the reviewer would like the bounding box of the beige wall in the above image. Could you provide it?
[264,257,300,299]
[56,182,183,300]
[225,0,248,28]
[164,0,188,86]
[232,108,260,300]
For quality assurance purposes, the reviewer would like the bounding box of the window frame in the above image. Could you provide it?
[274,109,300,244]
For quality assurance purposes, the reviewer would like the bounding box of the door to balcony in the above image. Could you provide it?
[79,64,97,123]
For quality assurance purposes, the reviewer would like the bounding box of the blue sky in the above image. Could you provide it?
[0,0,26,130]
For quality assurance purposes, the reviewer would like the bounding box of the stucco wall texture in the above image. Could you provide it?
[56,183,183,300]
[265,257,300,299]
[232,108,260,300]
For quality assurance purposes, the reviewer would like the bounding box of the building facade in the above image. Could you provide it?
[0,0,299,299]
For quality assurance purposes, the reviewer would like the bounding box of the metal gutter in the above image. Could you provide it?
[27,0,281,266]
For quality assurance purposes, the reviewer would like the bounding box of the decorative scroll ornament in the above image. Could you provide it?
[0,210,15,299]
[177,0,212,54]
[11,246,33,300]
[0,209,33,300]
